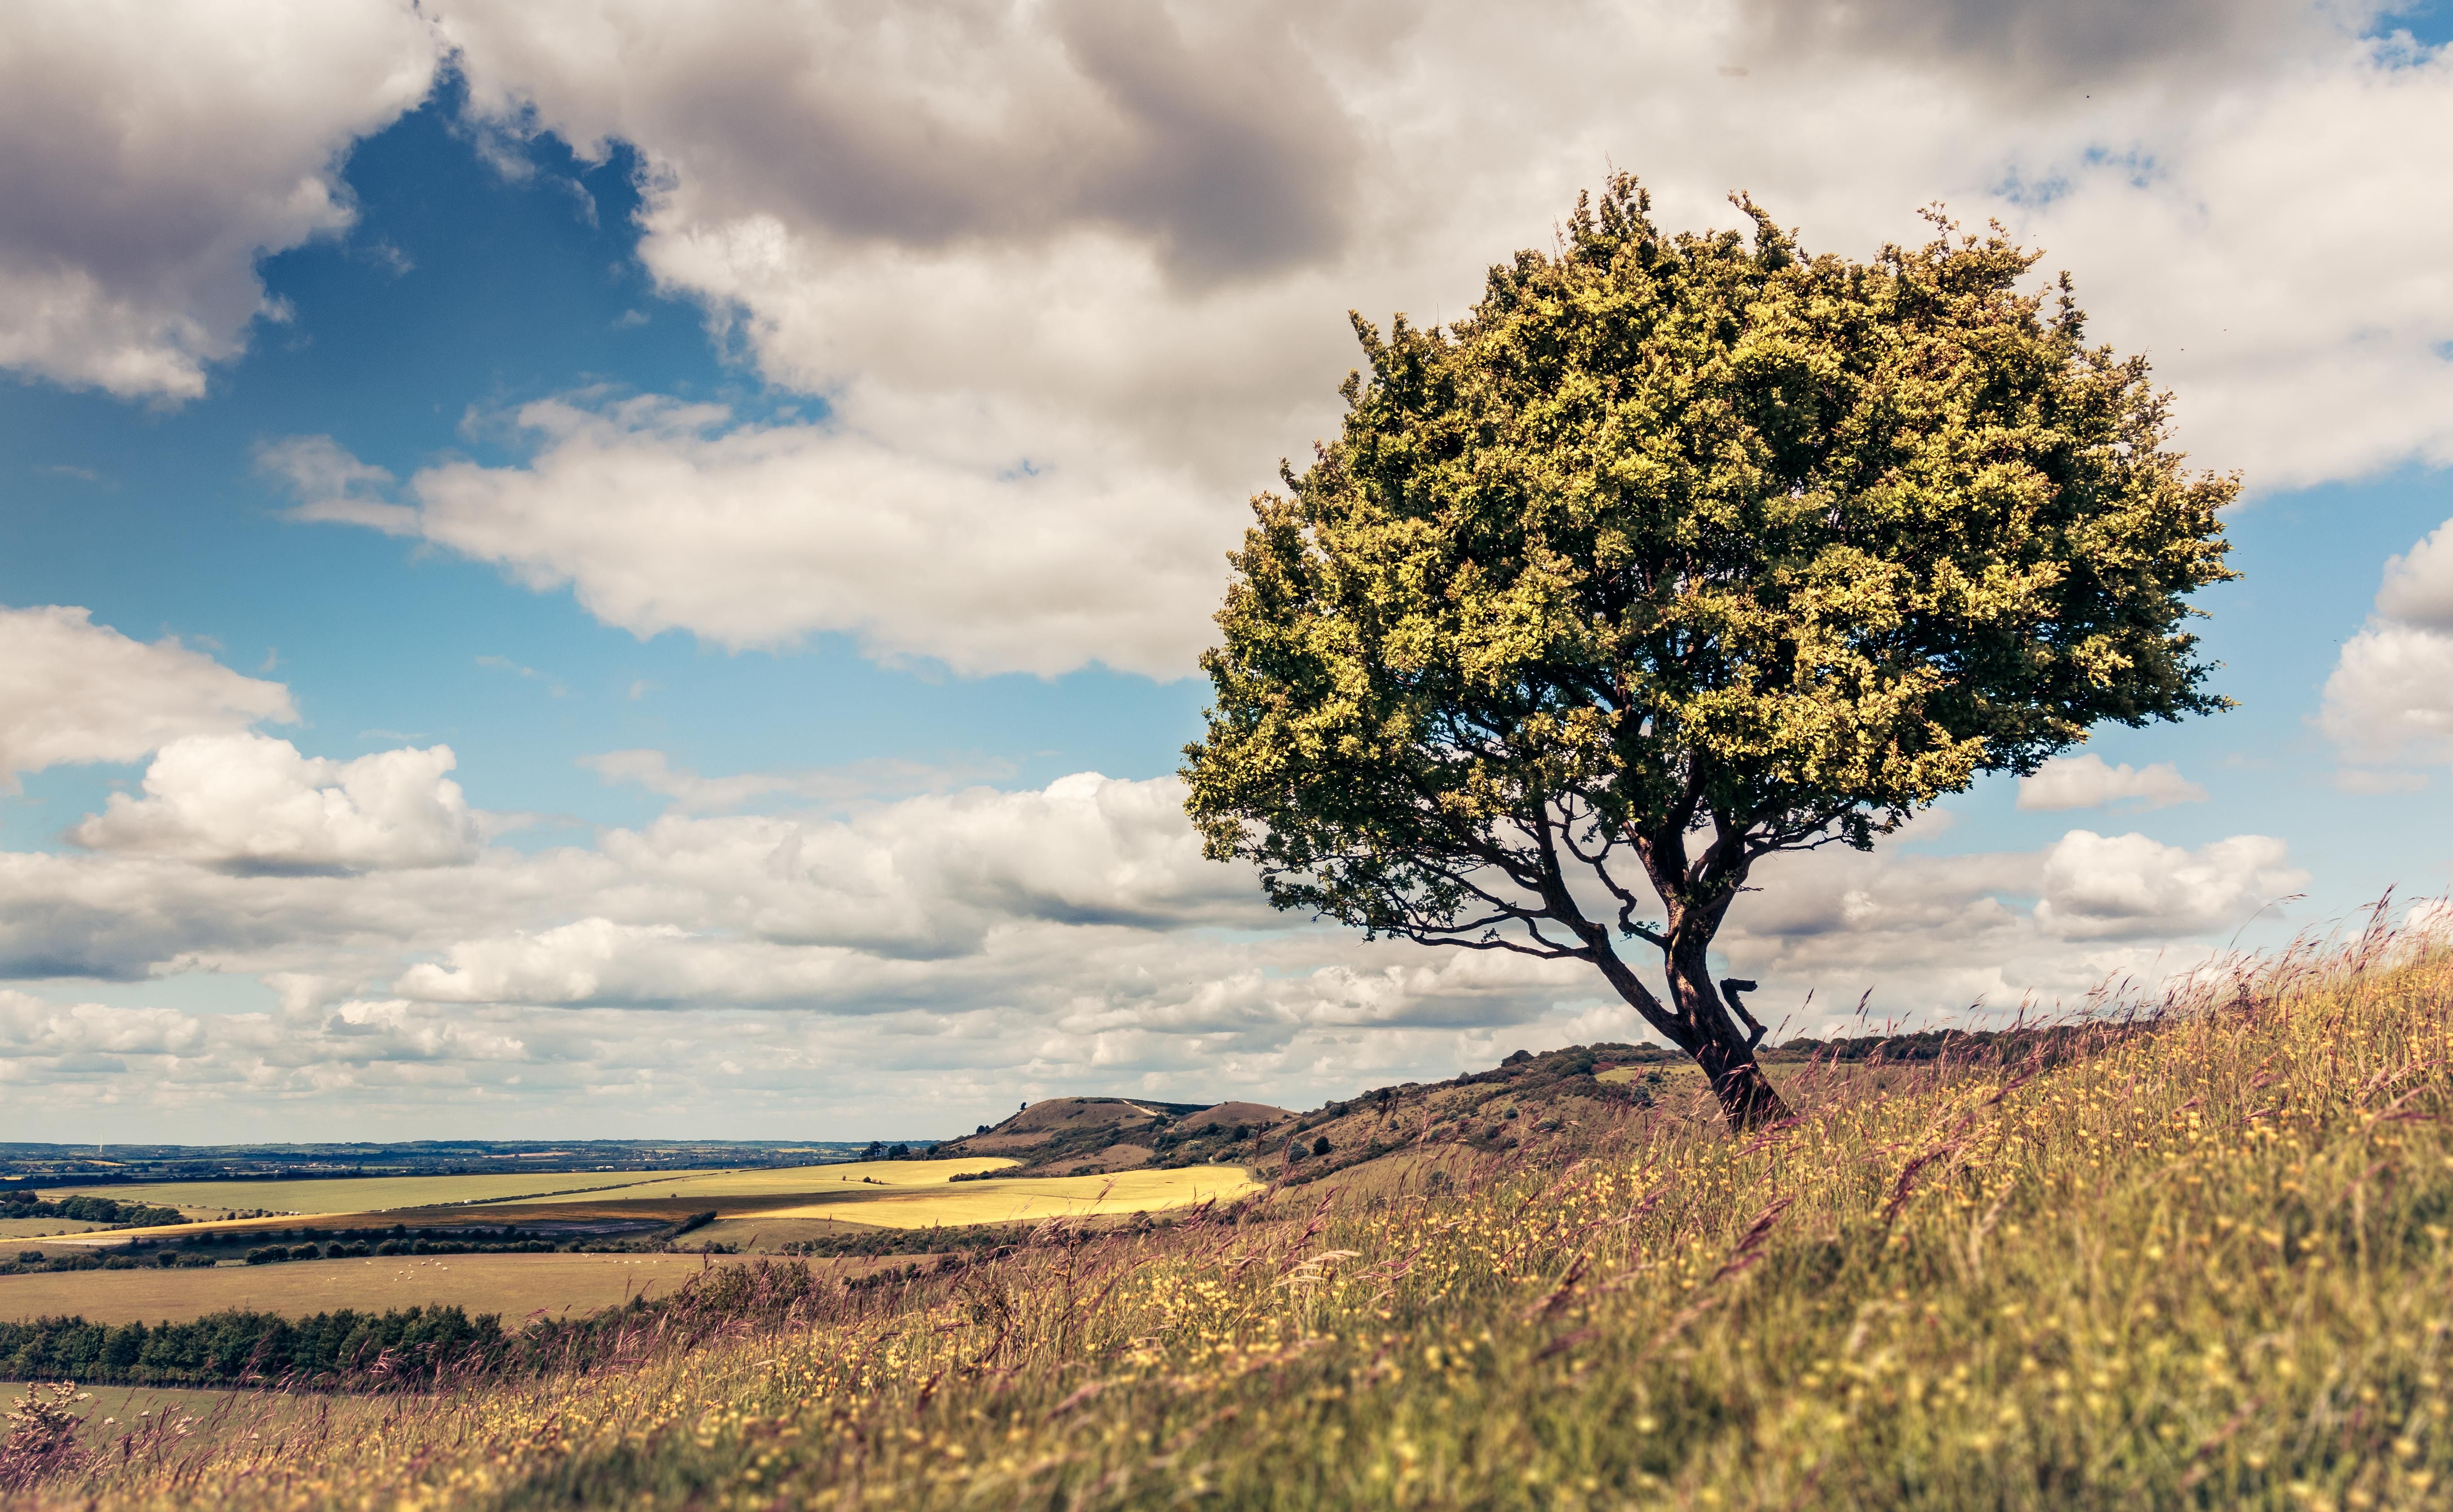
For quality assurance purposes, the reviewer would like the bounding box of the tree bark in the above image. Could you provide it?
[1664,937,1792,1130]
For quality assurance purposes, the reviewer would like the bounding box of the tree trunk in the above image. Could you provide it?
[1664,941,1792,1130]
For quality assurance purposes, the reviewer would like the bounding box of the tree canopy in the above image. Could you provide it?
[1182,175,2236,1127]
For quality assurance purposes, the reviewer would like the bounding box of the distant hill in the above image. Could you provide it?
[931,1043,1687,1184]
[947,1023,2100,1188]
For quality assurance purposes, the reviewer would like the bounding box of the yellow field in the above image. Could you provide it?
[753,1165,1259,1229]
[39,1159,1022,1238]
[0,1252,764,1325]
[543,1157,1015,1201]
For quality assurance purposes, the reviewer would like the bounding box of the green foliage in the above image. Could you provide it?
[0,1305,505,1388]
[0,1192,187,1230]
[1184,175,2235,1116]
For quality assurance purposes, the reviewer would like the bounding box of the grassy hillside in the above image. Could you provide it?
[8,932,2453,1508]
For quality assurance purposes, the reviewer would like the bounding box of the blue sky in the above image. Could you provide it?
[3,0,2451,1141]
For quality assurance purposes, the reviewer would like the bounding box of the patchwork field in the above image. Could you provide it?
[0,1252,764,1325]
[37,1158,1031,1246]
[40,1169,705,1218]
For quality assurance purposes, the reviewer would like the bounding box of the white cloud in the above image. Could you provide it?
[226,4,2424,674]
[68,733,483,873]
[2032,830,2303,941]
[0,989,207,1058]
[0,0,437,398]
[0,605,295,791]
[2323,514,2453,767]
[255,434,414,532]
[2017,753,2208,811]
[0,739,2316,1130]
[1717,825,2306,1021]
[580,748,1013,814]
[358,397,1221,675]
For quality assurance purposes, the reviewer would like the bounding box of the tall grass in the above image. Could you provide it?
[16,926,2453,1509]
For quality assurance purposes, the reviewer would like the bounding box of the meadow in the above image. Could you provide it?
[8,926,2452,1508]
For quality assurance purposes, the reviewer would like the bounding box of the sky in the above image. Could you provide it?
[3,0,2453,1143]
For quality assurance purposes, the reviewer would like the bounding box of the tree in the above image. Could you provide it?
[1182,176,2236,1128]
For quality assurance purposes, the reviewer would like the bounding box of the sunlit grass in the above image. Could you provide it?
[13,927,2453,1509]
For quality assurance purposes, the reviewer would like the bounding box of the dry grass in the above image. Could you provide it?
[12,925,2453,1509]
[0,1219,111,1241]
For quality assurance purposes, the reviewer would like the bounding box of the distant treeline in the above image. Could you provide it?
[1760,1022,2140,1066]
[0,1191,186,1229]
[0,1305,505,1388]
[0,1257,939,1390]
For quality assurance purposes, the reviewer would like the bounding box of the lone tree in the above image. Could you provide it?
[1182,177,2235,1128]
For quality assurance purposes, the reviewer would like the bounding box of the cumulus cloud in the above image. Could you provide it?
[239,4,2426,672]
[0,989,207,1058]
[2032,831,2303,941]
[0,605,295,791]
[2322,514,2453,769]
[0,0,436,397]
[68,732,484,873]
[0,747,2315,1130]
[2017,753,2207,811]
[1717,825,2306,1022]
[276,399,1224,674]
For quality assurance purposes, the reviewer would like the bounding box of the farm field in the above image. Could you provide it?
[751,1164,1258,1228]
[0,1253,767,1326]
[40,1169,706,1218]
[0,1218,109,1240]
[559,1157,1015,1200]
[38,1158,1027,1245]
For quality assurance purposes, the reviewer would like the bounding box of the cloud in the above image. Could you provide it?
[67,733,483,874]
[2017,753,2208,811]
[1716,825,2306,1019]
[279,400,1227,676]
[228,4,2437,677]
[255,434,414,532]
[0,989,207,1057]
[2322,514,2453,767]
[0,605,295,791]
[1733,0,2353,93]
[437,0,1362,286]
[2031,830,2303,941]
[580,748,1014,813]
[0,0,437,398]
[0,746,2312,1130]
